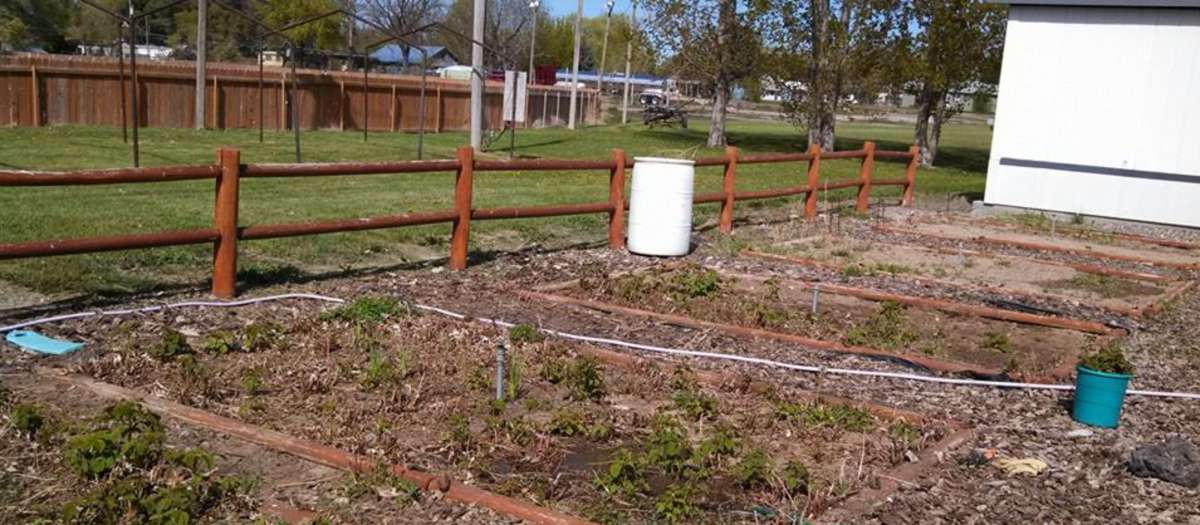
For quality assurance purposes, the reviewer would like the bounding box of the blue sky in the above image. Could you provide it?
[543,0,636,19]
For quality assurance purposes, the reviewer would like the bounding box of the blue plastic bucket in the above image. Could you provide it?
[1072,365,1131,428]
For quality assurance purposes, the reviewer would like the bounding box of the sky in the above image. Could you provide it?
[543,0,636,19]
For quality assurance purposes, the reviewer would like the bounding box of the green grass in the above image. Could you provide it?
[0,119,989,296]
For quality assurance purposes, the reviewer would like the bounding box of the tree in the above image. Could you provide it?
[1,0,71,52]
[754,0,904,151]
[441,0,532,70]
[256,0,345,51]
[642,0,760,147]
[169,0,258,60]
[360,0,444,40]
[901,0,1005,166]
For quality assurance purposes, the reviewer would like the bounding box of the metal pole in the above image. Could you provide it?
[418,56,427,159]
[528,1,539,85]
[469,0,485,149]
[621,1,636,125]
[290,45,301,162]
[195,0,207,129]
[128,2,141,168]
[509,73,517,159]
[257,47,264,143]
[598,1,614,95]
[362,52,368,142]
[117,35,128,143]
[567,0,583,130]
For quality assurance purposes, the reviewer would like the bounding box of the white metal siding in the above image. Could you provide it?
[984,5,1200,226]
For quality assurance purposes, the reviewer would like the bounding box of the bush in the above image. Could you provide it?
[64,401,165,479]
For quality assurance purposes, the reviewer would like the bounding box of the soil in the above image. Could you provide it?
[554,264,1095,375]
[760,234,1168,313]
[1,203,1198,524]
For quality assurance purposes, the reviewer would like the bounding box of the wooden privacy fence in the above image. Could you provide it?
[0,54,600,131]
[0,142,919,298]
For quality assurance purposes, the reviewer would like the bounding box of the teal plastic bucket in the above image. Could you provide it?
[1072,365,1131,428]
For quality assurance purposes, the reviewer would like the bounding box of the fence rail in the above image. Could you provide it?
[0,142,919,298]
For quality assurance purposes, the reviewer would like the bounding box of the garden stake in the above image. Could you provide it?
[495,342,507,402]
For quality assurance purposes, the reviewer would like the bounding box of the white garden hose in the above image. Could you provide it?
[2,292,1197,400]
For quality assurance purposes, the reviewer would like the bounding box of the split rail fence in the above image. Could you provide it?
[0,142,919,298]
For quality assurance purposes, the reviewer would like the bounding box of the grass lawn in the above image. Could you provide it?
[0,119,990,297]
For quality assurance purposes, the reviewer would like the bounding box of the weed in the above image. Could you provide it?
[1079,341,1135,375]
[240,366,267,396]
[321,297,410,325]
[644,416,693,475]
[982,332,1012,354]
[361,350,409,391]
[565,358,606,402]
[165,448,215,474]
[506,355,523,401]
[508,324,545,345]
[888,421,922,447]
[446,415,475,452]
[841,265,869,278]
[732,448,771,489]
[342,465,420,505]
[9,403,44,438]
[666,266,723,300]
[149,329,192,362]
[845,301,918,350]
[779,460,811,495]
[672,389,718,421]
[593,448,647,498]
[486,415,535,446]
[539,358,568,385]
[64,401,165,479]
[241,322,283,352]
[655,483,700,523]
[547,409,587,437]
[202,330,239,354]
[776,401,875,432]
[1053,274,1160,299]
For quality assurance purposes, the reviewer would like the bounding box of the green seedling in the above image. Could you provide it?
[655,483,700,524]
[320,297,410,325]
[672,388,718,421]
[982,332,1012,354]
[64,401,165,479]
[779,460,811,495]
[547,409,586,437]
[776,401,876,432]
[644,416,693,475]
[593,448,647,498]
[240,366,267,396]
[733,448,771,489]
[845,301,918,350]
[149,329,191,362]
[508,324,545,345]
[1079,341,1135,375]
[9,403,45,438]
[565,358,606,402]
[202,330,239,354]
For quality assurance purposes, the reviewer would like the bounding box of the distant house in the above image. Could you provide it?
[369,45,458,72]
[983,0,1200,227]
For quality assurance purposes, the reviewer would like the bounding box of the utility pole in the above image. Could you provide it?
[598,1,614,95]
[621,1,637,124]
[528,1,540,85]
[195,0,206,129]
[470,0,486,149]
[567,0,583,129]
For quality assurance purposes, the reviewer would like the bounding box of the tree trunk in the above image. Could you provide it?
[930,102,946,166]
[708,84,728,147]
[806,0,836,152]
[914,86,942,166]
[708,0,736,148]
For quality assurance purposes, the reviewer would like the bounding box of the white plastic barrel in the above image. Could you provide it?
[627,157,696,256]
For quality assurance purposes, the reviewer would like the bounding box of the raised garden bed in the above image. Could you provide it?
[35,297,956,523]
[747,235,1177,317]
[534,265,1106,380]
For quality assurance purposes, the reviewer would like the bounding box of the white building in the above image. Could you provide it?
[983,1,1200,227]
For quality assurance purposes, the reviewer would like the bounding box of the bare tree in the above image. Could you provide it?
[642,0,759,147]
[361,0,445,44]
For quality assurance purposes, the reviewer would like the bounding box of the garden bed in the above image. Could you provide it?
[749,235,1173,316]
[541,265,1103,379]
[26,296,954,523]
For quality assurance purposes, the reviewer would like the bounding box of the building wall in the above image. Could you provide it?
[984,5,1200,227]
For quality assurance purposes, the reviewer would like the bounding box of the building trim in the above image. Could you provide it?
[998,158,1200,184]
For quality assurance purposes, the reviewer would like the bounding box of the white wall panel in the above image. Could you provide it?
[985,5,1200,227]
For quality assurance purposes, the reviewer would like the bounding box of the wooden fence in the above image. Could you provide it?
[0,142,919,298]
[0,54,600,131]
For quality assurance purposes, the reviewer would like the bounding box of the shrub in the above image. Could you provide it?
[672,389,718,421]
[565,358,606,402]
[64,401,165,479]
[668,266,723,300]
[655,484,700,523]
[644,417,692,475]
[732,448,771,489]
[593,448,647,498]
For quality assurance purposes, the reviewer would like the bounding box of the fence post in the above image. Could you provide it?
[450,146,475,270]
[30,64,40,127]
[609,148,627,250]
[902,144,919,207]
[212,148,241,298]
[804,144,822,219]
[856,141,875,213]
[719,146,739,233]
